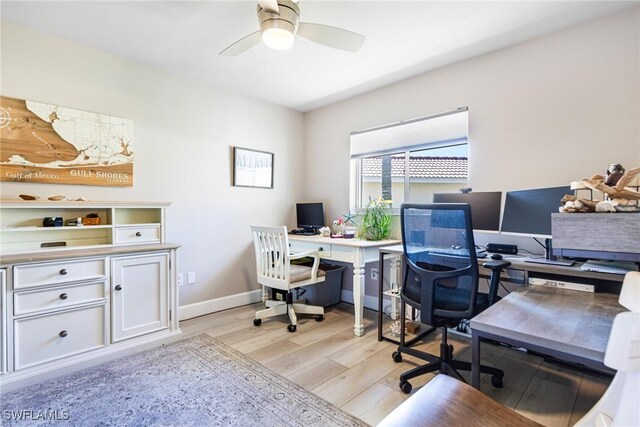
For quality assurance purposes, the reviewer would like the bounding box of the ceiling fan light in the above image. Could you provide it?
[262,27,295,51]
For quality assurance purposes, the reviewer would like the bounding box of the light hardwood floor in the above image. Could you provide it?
[180,303,610,426]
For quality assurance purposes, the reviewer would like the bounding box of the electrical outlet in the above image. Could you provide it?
[187,271,196,285]
[371,268,378,280]
[177,273,184,287]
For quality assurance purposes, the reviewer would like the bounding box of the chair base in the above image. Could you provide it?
[394,327,504,393]
[254,298,324,332]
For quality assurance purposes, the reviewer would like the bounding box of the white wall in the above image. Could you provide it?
[305,8,640,221]
[0,23,305,309]
[304,8,640,298]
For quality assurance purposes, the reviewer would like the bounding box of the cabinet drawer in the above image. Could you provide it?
[14,282,106,316]
[115,226,161,245]
[289,241,332,258]
[13,259,105,290]
[14,305,106,370]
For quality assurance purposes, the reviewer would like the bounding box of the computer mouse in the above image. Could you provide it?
[490,253,503,260]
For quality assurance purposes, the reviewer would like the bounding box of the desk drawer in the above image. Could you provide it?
[14,281,106,316]
[13,259,105,290]
[14,304,106,370]
[290,241,332,259]
[115,225,161,245]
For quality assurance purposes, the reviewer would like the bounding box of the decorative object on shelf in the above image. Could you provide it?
[318,226,331,237]
[47,195,65,201]
[390,320,401,337]
[232,147,274,189]
[560,165,640,213]
[82,213,101,225]
[18,194,39,200]
[358,197,393,240]
[332,216,345,236]
[1,96,134,187]
[64,218,84,227]
[43,217,63,227]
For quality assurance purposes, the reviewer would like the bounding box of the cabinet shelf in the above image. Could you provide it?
[1,225,113,232]
[0,201,169,256]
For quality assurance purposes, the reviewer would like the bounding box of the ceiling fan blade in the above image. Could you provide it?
[219,31,262,57]
[297,22,365,53]
[258,0,280,14]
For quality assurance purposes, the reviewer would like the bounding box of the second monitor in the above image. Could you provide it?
[433,191,502,232]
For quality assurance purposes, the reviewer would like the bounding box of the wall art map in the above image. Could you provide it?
[0,96,133,187]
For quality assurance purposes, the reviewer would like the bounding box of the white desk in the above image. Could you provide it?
[288,235,401,336]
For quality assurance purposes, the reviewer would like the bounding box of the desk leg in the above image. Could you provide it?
[390,255,401,320]
[472,332,481,389]
[353,248,365,337]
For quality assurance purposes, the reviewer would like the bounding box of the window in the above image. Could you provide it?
[350,108,468,211]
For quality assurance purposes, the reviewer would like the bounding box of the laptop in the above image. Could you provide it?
[580,260,639,275]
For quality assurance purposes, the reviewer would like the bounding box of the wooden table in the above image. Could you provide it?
[470,285,625,389]
[288,235,400,336]
[378,374,542,427]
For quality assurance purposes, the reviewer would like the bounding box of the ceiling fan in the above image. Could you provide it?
[220,0,365,56]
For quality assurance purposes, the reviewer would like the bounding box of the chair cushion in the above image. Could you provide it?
[290,264,326,283]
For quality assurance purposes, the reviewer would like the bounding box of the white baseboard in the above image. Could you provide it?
[179,289,262,321]
[340,290,379,311]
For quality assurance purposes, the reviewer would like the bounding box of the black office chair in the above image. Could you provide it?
[392,203,510,394]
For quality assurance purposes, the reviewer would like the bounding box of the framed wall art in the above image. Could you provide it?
[0,96,134,187]
[233,147,274,189]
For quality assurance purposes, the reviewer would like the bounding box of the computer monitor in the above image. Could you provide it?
[296,202,325,230]
[501,186,571,238]
[433,191,502,232]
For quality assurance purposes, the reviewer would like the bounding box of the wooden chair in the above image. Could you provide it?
[250,225,325,332]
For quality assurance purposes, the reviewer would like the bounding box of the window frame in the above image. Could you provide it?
[351,141,469,214]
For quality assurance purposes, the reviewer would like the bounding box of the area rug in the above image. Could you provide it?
[0,334,367,426]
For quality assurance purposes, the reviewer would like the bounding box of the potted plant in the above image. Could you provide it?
[359,197,393,240]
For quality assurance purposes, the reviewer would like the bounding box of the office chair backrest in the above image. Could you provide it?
[401,203,479,325]
[250,225,290,287]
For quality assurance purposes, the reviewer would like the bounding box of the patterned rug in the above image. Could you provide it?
[1,334,367,426]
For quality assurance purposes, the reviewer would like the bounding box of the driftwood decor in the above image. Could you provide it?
[0,96,133,187]
[560,165,640,213]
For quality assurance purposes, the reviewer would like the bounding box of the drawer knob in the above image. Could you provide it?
[135,232,142,237]
[318,247,323,251]
[59,269,68,275]
[59,330,68,338]
[59,293,68,300]
[115,285,122,291]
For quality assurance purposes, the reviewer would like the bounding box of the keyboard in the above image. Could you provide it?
[427,247,487,259]
[524,257,574,267]
[290,229,316,236]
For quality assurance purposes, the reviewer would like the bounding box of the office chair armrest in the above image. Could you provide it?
[482,260,511,271]
[482,260,511,306]
[290,250,321,281]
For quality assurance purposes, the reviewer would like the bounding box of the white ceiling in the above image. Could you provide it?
[1,1,636,112]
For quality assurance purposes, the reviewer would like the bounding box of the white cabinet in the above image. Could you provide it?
[0,201,179,391]
[1,269,6,375]
[111,254,169,342]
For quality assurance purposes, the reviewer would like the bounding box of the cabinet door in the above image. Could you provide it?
[111,254,168,342]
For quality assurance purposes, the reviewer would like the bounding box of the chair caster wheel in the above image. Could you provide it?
[399,380,412,394]
[253,318,262,326]
[314,315,324,322]
[287,324,297,333]
[392,351,403,363]
[491,375,503,388]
